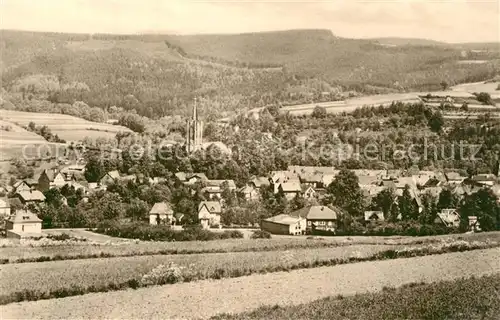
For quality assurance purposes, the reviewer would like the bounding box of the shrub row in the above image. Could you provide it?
[1,240,496,305]
[320,222,460,237]
[94,222,244,241]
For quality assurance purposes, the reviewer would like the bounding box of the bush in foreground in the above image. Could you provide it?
[250,230,272,239]
[94,222,243,241]
[211,274,500,320]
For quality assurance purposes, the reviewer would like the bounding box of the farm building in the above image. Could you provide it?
[198,201,222,229]
[5,209,42,238]
[261,214,306,235]
[149,202,174,225]
[290,205,340,233]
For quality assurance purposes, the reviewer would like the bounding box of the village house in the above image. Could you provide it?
[435,209,461,228]
[364,211,385,223]
[472,174,497,187]
[269,170,300,185]
[12,180,32,193]
[290,205,340,234]
[202,180,237,199]
[0,198,11,217]
[37,169,76,192]
[198,201,222,229]
[177,173,209,185]
[238,184,260,201]
[249,176,270,190]
[277,181,302,200]
[15,190,45,205]
[148,177,166,185]
[5,209,42,238]
[149,201,174,225]
[302,185,316,200]
[444,172,466,184]
[298,172,324,188]
[100,170,121,186]
[260,214,306,235]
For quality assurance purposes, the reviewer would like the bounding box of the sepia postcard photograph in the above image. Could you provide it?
[0,0,499,319]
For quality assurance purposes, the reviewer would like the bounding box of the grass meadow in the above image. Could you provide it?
[212,274,500,320]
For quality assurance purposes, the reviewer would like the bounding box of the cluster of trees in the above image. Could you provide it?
[26,122,65,143]
[220,101,499,174]
[324,169,499,232]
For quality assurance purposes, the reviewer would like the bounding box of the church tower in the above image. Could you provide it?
[186,98,203,153]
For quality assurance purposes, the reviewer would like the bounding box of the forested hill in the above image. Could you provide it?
[1,29,499,119]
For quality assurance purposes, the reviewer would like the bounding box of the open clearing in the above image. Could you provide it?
[0,110,132,141]
[3,248,499,319]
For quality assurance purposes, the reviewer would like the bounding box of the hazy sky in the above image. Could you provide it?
[1,0,498,43]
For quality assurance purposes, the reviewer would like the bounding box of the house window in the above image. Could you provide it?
[307,221,311,226]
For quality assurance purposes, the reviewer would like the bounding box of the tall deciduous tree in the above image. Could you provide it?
[459,188,499,231]
[326,169,364,217]
[398,185,419,221]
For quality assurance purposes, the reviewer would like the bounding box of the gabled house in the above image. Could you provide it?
[364,210,385,223]
[301,185,316,200]
[38,169,76,191]
[175,172,187,182]
[299,172,324,188]
[149,201,174,225]
[277,181,302,200]
[12,180,32,193]
[238,185,260,201]
[261,214,306,235]
[444,172,466,184]
[100,170,121,186]
[15,190,45,205]
[249,177,270,190]
[185,173,209,185]
[202,180,237,199]
[198,201,222,229]
[290,205,339,233]
[5,209,42,238]
[435,209,460,228]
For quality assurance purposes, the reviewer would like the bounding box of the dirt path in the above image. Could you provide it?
[2,248,500,320]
